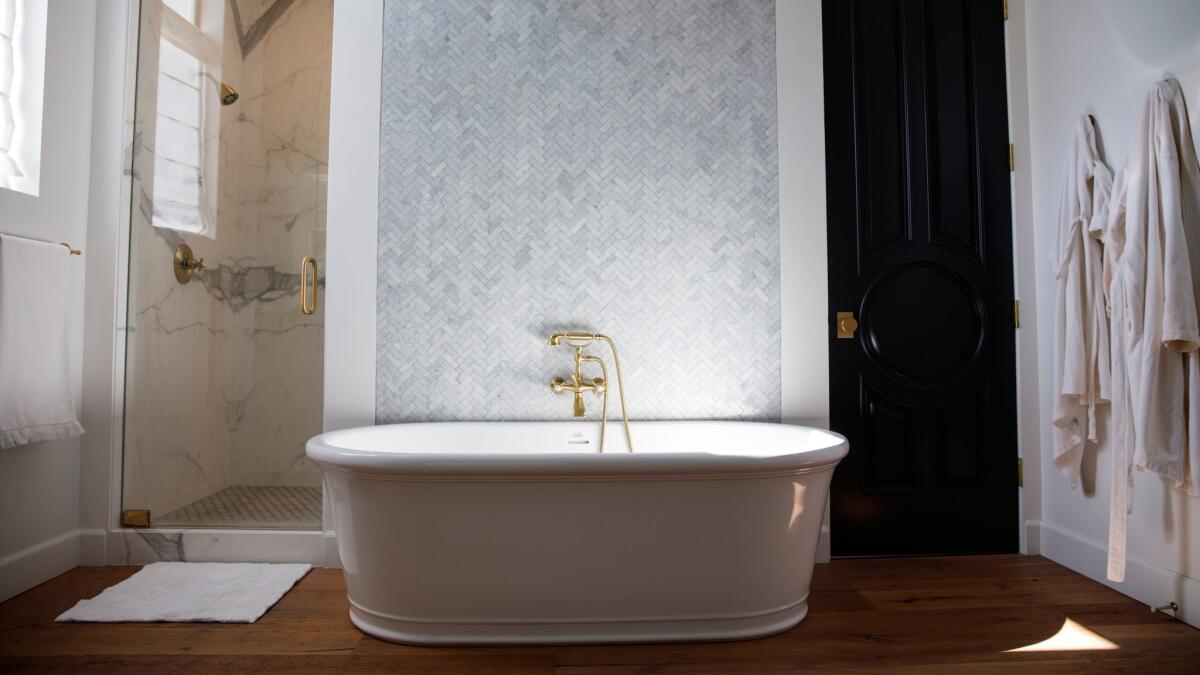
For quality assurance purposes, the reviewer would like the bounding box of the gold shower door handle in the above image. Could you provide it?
[301,256,318,315]
[837,311,858,339]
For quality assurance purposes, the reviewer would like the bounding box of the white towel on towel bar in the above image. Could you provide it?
[0,234,84,449]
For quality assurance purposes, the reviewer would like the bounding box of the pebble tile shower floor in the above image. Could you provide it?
[153,486,321,530]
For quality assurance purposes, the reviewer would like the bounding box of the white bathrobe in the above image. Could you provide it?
[1105,79,1200,582]
[1052,116,1112,485]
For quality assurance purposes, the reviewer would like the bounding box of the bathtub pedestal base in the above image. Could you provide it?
[347,598,809,646]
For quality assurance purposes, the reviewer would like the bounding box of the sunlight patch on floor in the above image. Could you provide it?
[1006,618,1119,652]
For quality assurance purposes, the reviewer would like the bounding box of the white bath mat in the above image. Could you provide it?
[55,562,311,623]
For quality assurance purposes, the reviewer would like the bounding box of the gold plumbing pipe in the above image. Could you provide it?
[597,335,633,453]
[581,354,609,453]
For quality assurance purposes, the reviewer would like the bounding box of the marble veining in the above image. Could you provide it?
[122,0,331,520]
[106,530,325,565]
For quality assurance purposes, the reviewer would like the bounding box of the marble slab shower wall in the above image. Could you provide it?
[228,0,330,488]
[123,0,241,517]
[122,0,330,519]
[376,0,781,421]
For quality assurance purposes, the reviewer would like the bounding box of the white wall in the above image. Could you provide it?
[778,0,829,430]
[0,1,98,601]
[78,0,133,565]
[1003,0,1043,558]
[1016,0,1200,626]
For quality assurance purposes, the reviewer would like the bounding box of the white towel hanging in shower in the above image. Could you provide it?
[1051,115,1112,486]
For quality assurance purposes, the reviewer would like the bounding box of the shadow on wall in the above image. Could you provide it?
[1102,1,1200,66]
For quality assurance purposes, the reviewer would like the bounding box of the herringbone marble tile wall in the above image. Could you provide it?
[377,0,780,422]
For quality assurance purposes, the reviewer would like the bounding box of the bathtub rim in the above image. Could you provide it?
[306,420,847,481]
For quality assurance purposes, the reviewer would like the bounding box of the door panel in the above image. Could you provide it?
[824,0,1018,556]
[121,0,331,530]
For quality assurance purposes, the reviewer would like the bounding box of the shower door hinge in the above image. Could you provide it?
[1013,299,1021,328]
[1003,0,1008,21]
[121,509,151,528]
[1017,458,1024,487]
[1009,144,1015,171]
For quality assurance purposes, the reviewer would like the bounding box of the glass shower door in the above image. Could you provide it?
[120,0,332,530]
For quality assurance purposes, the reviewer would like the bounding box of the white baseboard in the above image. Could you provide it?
[1023,519,1042,555]
[0,529,81,602]
[324,531,342,569]
[816,525,831,563]
[1039,519,1199,628]
[78,528,108,566]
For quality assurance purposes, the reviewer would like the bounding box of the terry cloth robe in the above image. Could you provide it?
[1052,115,1113,486]
[1105,79,1200,583]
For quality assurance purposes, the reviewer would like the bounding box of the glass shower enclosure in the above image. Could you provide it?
[121,0,332,530]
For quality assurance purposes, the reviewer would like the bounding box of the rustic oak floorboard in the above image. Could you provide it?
[0,556,1196,673]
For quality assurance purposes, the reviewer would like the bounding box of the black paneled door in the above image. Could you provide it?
[823,0,1018,555]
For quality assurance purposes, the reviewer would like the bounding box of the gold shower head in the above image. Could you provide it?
[220,82,239,106]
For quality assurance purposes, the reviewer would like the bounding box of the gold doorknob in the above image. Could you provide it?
[837,311,858,339]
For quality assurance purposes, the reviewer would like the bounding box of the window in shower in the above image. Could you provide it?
[163,0,198,23]
[152,39,208,235]
[152,0,219,236]
[121,0,332,531]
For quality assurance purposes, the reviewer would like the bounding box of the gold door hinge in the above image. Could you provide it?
[1009,144,1015,171]
[1003,0,1009,21]
[836,311,859,339]
[1013,299,1021,328]
[121,509,151,528]
[1017,458,1024,487]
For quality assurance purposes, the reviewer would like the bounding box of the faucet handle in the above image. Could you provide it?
[591,377,606,395]
[550,377,567,394]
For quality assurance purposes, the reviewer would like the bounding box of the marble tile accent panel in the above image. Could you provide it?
[376,0,781,422]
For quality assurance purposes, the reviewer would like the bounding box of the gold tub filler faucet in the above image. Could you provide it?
[548,332,634,453]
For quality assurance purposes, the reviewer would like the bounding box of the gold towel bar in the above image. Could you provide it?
[0,232,82,255]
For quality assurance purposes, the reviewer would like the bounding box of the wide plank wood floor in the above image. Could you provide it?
[1,555,1196,673]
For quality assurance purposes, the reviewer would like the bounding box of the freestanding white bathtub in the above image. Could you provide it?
[306,421,847,645]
